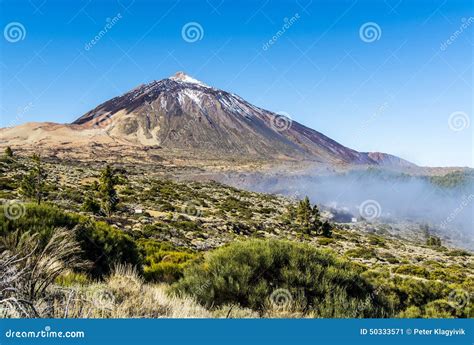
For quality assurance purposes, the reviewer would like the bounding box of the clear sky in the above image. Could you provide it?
[0,0,472,167]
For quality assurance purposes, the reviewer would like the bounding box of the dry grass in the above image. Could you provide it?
[32,265,211,318]
[0,228,86,317]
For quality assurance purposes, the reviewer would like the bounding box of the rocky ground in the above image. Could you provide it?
[1,155,472,270]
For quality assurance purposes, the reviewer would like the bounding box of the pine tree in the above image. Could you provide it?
[4,146,13,157]
[420,224,430,239]
[296,196,312,230]
[295,196,323,235]
[20,154,47,204]
[426,235,442,247]
[321,220,333,238]
[311,204,322,231]
[99,165,118,216]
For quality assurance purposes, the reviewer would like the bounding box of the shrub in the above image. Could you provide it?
[398,306,422,318]
[445,249,471,257]
[218,196,253,218]
[144,259,191,283]
[55,271,90,286]
[345,247,378,260]
[75,220,141,276]
[174,239,390,317]
[317,237,334,245]
[429,268,466,283]
[0,203,140,277]
[423,299,456,318]
[20,154,47,204]
[394,265,430,279]
[368,235,386,247]
[0,203,77,242]
[362,270,466,317]
[4,146,13,157]
[172,220,200,232]
[138,239,196,283]
[81,194,101,214]
[379,252,399,264]
[426,236,442,247]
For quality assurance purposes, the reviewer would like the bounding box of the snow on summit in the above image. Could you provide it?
[169,71,208,87]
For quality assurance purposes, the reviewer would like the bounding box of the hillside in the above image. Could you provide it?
[0,154,472,318]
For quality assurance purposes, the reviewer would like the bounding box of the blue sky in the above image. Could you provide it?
[0,0,472,167]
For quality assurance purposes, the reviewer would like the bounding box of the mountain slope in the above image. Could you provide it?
[72,71,412,166]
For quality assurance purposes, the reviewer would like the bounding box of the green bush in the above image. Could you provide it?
[81,194,101,214]
[345,247,378,260]
[173,220,200,232]
[392,277,444,308]
[317,237,334,245]
[174,239,389,317]
[138,239,197,283]
[445,249,471,257]
[394,265,430,279]
[429,268,466,283]
[75,220,141,276]
[55,271,89,286]
[0,203,140,277]
[368,235,386,247]
[218,196,253,218]
[379,252,399,264]
[0,202,77,243]
[362,269,472,318]
[143,253,196,283]
[423,299,456,318]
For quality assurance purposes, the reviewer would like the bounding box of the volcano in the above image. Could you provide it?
[1,72,415,168]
